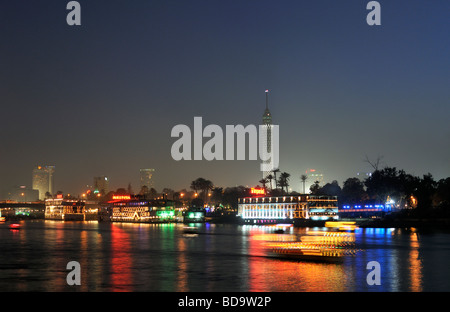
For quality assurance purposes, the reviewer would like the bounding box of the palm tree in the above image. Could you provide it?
[190,179,202,195]
[191,178,214,203]
[259,178,269,193]
[300,174,308,194]
[266,174,274,191]
[279,172,291,194]
[211,187,224,205]
[272,168,280,190]
[202,179,214,203]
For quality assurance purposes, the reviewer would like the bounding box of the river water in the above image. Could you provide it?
[0,220,449,292]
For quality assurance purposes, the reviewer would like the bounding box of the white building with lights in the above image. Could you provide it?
[237,194,338,224]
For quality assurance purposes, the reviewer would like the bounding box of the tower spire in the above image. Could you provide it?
[265,89,269,109]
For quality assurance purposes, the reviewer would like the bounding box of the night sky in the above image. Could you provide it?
[1,0,449,196]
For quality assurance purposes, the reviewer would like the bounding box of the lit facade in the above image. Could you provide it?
[32,165,55,200]
[107,195,176,223]
[237,195,338,223]
[45,197,97,221]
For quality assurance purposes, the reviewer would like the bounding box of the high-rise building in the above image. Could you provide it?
[93,176,109,194]
[32,165,55,200]
[262,90,274,179]
[306,169,324,192]
[140,169,155,190]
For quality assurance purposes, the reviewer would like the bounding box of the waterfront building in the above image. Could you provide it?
[106,195,177,223]
[32,165,55,200]
[237,193,338,224]
[44,196,97,221]
[140,169,155,189]
[93,176,109,194]
[0,201,45,219]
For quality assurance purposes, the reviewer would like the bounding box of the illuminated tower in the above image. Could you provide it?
[32,165,55,200]
[262,90,273,179]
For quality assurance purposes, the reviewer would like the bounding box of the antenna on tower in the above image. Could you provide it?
[265,89,269,109]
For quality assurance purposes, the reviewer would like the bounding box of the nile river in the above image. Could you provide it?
[1,220,449,292]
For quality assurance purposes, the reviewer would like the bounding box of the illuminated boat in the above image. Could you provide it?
[266,241,357,263]
[9,223,21,230]
[325,221,359,231]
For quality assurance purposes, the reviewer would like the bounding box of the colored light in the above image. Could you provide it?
[112,195,131,200]
[250,187,265,195]
[157,211,174,218]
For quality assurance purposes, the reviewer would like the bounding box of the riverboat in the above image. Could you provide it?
[107,195,177,223]
[267,242,354,262]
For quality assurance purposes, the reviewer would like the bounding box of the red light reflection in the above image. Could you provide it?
[110,225,133,291]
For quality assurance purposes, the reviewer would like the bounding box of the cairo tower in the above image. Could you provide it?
[262,90,273,180]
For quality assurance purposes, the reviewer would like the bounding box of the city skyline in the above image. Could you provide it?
[1,0,449,198]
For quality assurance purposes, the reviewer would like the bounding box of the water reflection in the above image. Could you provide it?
[110,224,133,291]
[409,231,422,291]
[176,238,188,291]
[0,221,443,291]
[247,226,357,291]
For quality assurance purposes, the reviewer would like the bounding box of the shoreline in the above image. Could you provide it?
[3,215,450,231]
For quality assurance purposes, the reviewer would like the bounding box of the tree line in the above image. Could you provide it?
[309,167,450,217]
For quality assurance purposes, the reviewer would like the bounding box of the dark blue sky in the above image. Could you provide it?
[1,0,449,196]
